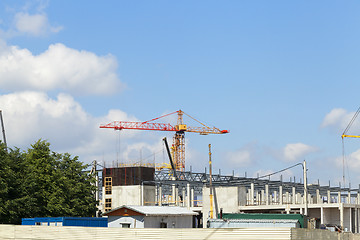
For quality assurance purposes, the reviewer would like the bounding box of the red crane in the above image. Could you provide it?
[100,110,229,172]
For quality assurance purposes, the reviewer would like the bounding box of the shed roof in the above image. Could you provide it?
[103,205,198,216]
[209,219,299,224]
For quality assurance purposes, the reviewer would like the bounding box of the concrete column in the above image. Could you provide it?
[247,190,250,205]
[355,208,358,233]
[338,191,341,203]
[274,191,278,204]
[357,193,360,205]
[285,192,289,204]
[297,193,301,204]
[340,203,344,230]
[140,184,144,206]
[175,185,179,206]
[182,188,186,207]
[250,183,254,205]
[172,184,176,206]
[286,205,290,214]
[292,187,296,204]
[316,189,321,204]
[279,186,283,205]
[257,192,260,205]
[327,190,331,204]
[159,185,162,206]
[191,188,194,207]
[350,208,352,232]
[265,185,269,205]
[187,183,191,208]
[261,190,265,205]
[320,207,324,225]
[348,191,351,204]
[357,208,359,233]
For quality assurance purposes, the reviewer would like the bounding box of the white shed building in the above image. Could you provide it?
[103,205,197,228]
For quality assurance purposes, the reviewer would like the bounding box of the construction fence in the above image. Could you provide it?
[1,225,360,240]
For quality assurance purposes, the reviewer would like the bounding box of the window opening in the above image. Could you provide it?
[105,177,112,194]
[105,198,112,212]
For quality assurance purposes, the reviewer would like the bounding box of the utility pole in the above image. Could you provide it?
[209,144,213,219]
[0,110,7,151]
[303,160,308,216]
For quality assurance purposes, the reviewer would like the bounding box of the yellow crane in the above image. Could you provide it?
[100,110,229,171]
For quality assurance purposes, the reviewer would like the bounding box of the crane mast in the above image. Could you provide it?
[100,110,229,172]
[173,110,185,171]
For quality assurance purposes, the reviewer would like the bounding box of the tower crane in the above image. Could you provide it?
[99,110,229,172]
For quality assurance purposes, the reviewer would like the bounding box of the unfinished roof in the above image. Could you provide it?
[103,205,198,216]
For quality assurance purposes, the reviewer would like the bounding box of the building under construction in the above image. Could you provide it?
[96,109,360,233]
[96,163,360,232]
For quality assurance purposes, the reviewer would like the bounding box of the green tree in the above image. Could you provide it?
[0,144,27,224]
[0,139,97,224]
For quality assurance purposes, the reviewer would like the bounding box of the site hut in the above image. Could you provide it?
[102,205,198,228]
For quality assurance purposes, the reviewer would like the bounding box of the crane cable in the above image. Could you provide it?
[341,107,360,188]
[342,107,360,137]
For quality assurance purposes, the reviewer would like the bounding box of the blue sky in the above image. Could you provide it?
[1,0,360,187]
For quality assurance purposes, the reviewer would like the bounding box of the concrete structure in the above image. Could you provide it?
[101,184,156,213]
[202,184,360,233]
[103,205,197,228]
[202,186,246,225]
[100,167,156,214]
[99,166,360,232]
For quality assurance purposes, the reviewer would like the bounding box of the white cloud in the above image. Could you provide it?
[0,91,88,147]
[336,149,360,173]
[0,42,122,95]
[282,143,318,162]
[321,108,359,134]
[226,148,252,167]
[14,12,62,36]
[0,91,154,164]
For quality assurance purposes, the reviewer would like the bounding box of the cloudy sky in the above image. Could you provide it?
[1,0,360,187]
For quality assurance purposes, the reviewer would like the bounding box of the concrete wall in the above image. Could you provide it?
[202,186,246,228]
[323,207,340,227]
[291,228,360,240]
[143,185,156,206]
[0,225,293,240]
[102,185,156,212]
[4,224,360,240]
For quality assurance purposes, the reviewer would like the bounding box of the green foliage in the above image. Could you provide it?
[0,140,97,224]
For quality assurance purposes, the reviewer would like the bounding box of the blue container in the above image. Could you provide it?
[21,217,108,227]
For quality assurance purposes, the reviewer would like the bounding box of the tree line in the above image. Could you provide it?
[0,140,97,224]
